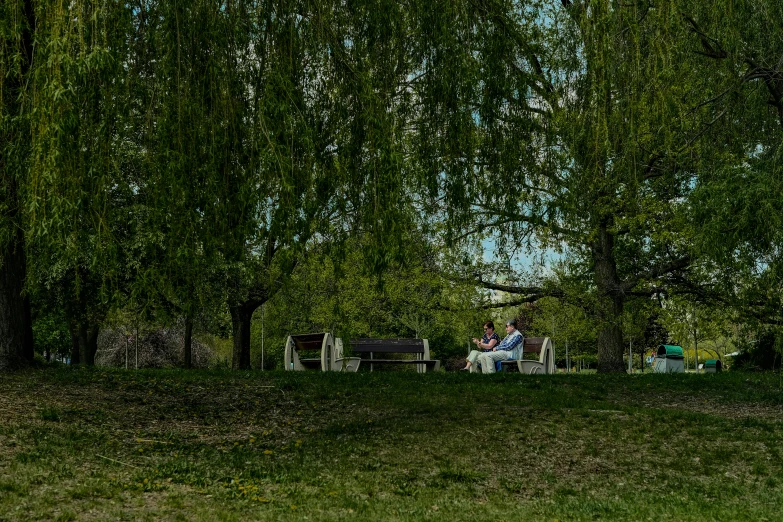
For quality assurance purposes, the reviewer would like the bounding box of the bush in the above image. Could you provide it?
[732,331,782,371]
[96,328,214,368]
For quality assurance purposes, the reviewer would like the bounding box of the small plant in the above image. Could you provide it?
[40,407,60,422]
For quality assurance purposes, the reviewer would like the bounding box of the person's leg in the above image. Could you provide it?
[479,351,508,374]
[463,350,481,370]
[476,352,492,373]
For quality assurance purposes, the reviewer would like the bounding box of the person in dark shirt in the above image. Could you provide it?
[462,321,500,371]
[476,318,524,374]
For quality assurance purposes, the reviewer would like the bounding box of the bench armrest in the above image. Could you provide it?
[518,360,547,375]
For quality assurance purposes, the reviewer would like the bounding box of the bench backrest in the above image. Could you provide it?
[523,337,548,354]
[350,338,426,354]
[291,333,327,352]
[285,332,335,372]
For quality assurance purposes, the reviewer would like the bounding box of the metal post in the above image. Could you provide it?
[261,303,265,371]
[135,322,138,370]
[551,319,556,371]
[125,329,128,370]
[628,339,633,373]
[566,340,570,372]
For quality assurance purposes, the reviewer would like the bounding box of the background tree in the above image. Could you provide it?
[414,1,721,372]
[660,298,731,371]
[683,1,783,338]
[253,233,490,369]
[25,0,136,366]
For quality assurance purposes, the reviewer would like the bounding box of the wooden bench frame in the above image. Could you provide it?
[284,333,360,372]
[350,338,440,373]
[498,336,554,374]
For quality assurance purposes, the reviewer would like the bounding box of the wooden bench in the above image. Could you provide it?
[350,338,440,373]
[284,333,360,372]
[499,336,554,374]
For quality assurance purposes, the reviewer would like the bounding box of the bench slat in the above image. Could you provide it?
[294,342,323,351]
[363,359,437,363]
[292,333,327,343]
[292,333,327,352]
[351,338,424,346]
[352,345,425,353]
[351,339,425,353]
[523,337,547,353]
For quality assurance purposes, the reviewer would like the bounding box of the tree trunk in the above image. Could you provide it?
[23,293,34,362]
[593,222,627,373]
[0,242,26,370]
[183,314,193,369]
[0,230,33,369]
[81,325,99,366]
[69,322,99,366]
[230,301,259,370]
[68,324,81,365]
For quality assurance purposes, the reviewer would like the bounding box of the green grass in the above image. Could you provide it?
[1,368,782,521]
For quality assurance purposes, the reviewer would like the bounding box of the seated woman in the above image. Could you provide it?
[462,321,500,372]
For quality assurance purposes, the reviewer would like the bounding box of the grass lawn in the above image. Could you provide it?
[1,368,782,521]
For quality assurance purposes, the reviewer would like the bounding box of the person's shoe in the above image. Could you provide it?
[460,366,470,371]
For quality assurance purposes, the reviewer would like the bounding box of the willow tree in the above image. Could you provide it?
[411,1,714,372]
[0,0,35,369]
[6,0,736,375]
[132,0,421,370]
[6,0,432,371]
[23,0,136,366]
[683,1,783,328]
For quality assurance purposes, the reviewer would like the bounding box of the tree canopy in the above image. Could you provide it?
[3,0,783,372]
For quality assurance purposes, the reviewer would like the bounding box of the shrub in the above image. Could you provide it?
[95,328,214,368]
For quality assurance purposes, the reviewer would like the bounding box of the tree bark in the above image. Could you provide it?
[68,322,99,366]
[68,323,81,365]
[0,231,30,370]
[0,0,36,371]
[593,222,627,373]
[80,325,99,366]
[230,301,260,370]
[183,314,193,369]
[23,293,34,362]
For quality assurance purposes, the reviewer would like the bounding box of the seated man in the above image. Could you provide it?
[476,318,524,374]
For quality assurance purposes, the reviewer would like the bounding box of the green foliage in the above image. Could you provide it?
[251,235,490,368]
[30,305,69,359]
[4,0,783,373]
[683,1,783,326]
[659,297,736,368]
[732,330,783,372]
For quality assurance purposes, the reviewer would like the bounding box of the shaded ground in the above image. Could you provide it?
[1,368,782,521]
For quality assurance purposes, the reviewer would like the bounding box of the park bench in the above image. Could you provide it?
[350,338,440,373]
[284,332,360,372]
[498,336,554,374]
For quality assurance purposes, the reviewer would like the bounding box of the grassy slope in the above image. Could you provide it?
[1,368,782,522]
